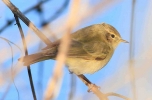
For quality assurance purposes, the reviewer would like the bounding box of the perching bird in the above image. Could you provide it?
[19,23,128,75]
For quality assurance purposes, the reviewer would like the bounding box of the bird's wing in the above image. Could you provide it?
[83,41,110,58]
[41,40,59,57]
[41,39,110,60]
[67,40,110,60]
[67,39,89,58]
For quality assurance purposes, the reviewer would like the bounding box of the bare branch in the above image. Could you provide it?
[44,29,71,100]
[78,75,130,100]
[14,15,37,100]
[78,74,108,100]
[129,0,137,100]
[106,92,130,100]
[44,0,80,99]
[68,74,76,100]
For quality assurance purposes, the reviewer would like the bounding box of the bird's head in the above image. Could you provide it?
[102,23,128,49]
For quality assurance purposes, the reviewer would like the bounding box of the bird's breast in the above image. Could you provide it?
[66,54,113,75]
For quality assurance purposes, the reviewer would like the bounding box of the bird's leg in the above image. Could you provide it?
[77,74,100,92]
[66,66,73,74]
[69,70,73,74]
[87,83,100,92]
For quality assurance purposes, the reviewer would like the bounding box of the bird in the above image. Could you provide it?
[19,23,128,75]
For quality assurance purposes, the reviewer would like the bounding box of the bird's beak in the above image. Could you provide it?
[120,39,129,43]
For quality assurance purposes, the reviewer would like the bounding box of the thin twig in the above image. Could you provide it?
[129,0,137,100]
[8,42,20,100]
[0,39,19,100]
[36,0,44,99]
[2,0,52,45]
[68,74,76,100]
[37,53,44,100]
[106,92,130,100]
[44,0,80,99]
[78,74,108,100]
[14,14,37,100]
[44,29,71,100]
[78,75,131,100]
[0,37,22,52]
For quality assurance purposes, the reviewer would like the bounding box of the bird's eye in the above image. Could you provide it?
[111,34,115,38]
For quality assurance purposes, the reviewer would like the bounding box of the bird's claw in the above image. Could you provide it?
[87,84,100,92]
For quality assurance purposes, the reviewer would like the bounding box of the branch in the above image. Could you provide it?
[14,14,37,100]
[106,92,130,100]
[44,29,71,100]
[78,75,130,100]
[68,74,76,100]
[78,75,108,100]
[43,0,80,99]
[129,0,137,100]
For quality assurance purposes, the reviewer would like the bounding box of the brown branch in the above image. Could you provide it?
[44,0,80,99]
[44,29,71,100]
[78,74,108,100]
[78,74,131,100]
[106,92,130,100]
[14,15,37,100]
[2,0,52,45]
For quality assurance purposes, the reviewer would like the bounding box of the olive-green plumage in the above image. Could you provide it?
[19,23,128,75]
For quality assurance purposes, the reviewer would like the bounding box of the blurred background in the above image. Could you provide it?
[0,0,152,100]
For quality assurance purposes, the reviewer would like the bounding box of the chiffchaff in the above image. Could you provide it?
[19,23,128,75]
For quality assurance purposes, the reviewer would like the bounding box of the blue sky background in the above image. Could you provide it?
[0,0,152,100]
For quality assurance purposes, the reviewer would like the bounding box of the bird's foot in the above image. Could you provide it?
[69,70,73,74]
[87,83,100,92]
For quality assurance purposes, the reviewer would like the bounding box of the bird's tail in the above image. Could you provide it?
[19,53,52,66]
